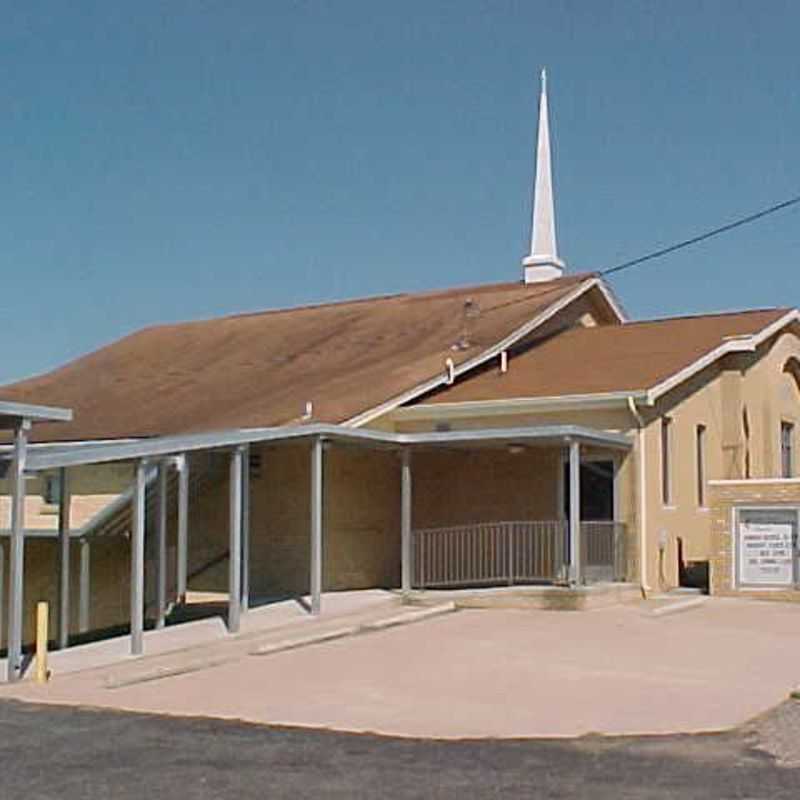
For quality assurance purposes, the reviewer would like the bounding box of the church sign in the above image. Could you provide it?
[737,509,797,587]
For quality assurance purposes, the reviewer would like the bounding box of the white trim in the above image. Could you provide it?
[646,309,800,404]
[344,278,625,429]
[709,478,800,485]
[594,280,628,324]
[391,391,648,422]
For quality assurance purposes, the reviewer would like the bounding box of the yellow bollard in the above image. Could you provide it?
[35,601,50,684]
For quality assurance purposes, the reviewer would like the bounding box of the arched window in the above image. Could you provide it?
[783,357,800,394]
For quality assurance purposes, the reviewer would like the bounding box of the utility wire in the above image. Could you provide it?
[600,194,800,277]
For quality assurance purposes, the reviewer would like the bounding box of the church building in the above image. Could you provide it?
[1,72,799,682]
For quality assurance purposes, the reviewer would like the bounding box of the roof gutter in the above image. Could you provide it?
[627,396,650,596]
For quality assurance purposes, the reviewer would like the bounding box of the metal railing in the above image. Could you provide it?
[581,521,627,582]
[412,521,566,589]
[411,519,627,589]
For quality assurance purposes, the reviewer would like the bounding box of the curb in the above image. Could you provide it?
[105,657,231,689]
[104,603,457,686]
[251,602,457,657]
[649,597,707,617]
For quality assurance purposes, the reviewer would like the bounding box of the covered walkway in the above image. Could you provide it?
[3,422,631,682]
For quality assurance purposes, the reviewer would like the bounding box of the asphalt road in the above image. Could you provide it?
[2,699,798,799]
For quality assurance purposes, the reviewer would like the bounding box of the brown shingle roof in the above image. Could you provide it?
[0,275,596,442]
[423,308,792,404]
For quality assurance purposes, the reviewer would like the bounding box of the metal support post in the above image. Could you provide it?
[241,445,251,612]
[155,461,168,629]
[7,420,29,682]
[78,539,91,633]
[57,467,71,649]
[130,460,147,656]
[228,447,244,634]
[176,455,189,602]
[400,448,413,593]
[0,544,4,653]
[309,437,323,615]
[568,439,582,585]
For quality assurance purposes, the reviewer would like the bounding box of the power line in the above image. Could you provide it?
[600,194,800,278]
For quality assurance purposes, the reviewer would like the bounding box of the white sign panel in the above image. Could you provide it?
[738,522,794,586]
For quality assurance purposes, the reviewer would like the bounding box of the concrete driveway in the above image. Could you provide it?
[4,597,800,738]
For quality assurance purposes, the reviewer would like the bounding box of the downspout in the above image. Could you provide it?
[627,397,651,596]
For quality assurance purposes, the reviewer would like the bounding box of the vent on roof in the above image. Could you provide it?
[452,298,481,351]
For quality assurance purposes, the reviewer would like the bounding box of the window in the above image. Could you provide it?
[696,424,707,507]
[781,421,794,478]
[742,406,751,479]
[661,417,672,505]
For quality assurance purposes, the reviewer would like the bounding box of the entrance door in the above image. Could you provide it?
[563,459,616,581]
[562,459,615,521]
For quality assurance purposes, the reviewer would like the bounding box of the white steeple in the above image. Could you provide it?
[522,69,566,283]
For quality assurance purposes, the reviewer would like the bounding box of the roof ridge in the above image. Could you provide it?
[619,307,792,327]
[151,273,597,328]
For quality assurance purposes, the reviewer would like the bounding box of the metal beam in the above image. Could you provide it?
[130,460,147,656]
[227,447,244,634]
[568,440,581,585]
[309,437,323,615]
[241,445,250,612]
[155,461,168,629]
[400,449,412,593]
[0,400,71,423]
[176,454,189,601]
[78,539,90,633]
[6,420,29,682]
[57,467,71,649]
[23,424,632,471]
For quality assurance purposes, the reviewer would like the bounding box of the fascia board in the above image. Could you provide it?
[645,310,800,405]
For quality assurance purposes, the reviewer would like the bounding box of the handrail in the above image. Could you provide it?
[187,549,230,583]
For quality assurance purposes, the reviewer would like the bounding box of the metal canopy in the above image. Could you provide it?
[21,423,631,471]
[0,400,72,425]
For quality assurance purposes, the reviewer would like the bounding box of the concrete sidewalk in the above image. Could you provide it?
[3,596,799,739]
[2,589,402,680]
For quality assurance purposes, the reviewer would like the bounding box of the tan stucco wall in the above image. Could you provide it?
[708,479,800,600]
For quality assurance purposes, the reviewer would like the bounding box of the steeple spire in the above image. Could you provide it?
[522,68,566,283]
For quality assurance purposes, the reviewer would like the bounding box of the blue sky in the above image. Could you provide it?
[1,1,799,383]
